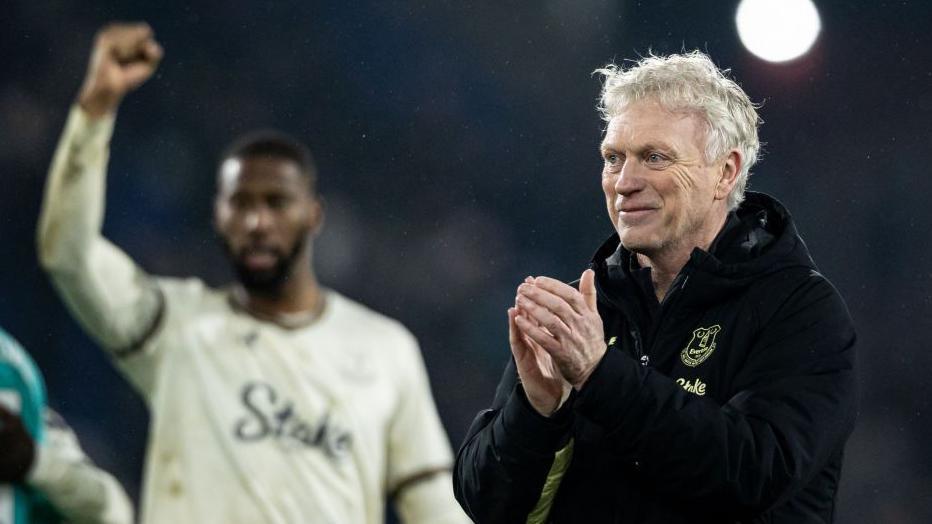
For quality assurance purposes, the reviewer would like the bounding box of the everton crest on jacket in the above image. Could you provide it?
[454,192,858,524]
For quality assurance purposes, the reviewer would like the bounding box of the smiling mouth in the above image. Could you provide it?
[617,208,657,224]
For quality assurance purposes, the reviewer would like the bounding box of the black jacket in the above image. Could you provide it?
[454,193,858,523]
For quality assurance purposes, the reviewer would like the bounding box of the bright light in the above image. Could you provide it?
[736,0,821,63]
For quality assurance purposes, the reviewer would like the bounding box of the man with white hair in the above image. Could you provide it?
[454,51,858,523]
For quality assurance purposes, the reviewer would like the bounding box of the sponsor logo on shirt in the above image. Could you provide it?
[680,325,721,367]
[233,381,352,459]
[675,377,708,396]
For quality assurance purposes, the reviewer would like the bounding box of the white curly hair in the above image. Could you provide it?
[595,51,761,210]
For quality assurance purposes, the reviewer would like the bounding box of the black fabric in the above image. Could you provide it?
[453,192,858,524]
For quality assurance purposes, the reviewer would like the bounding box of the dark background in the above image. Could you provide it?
[2,1,931,522]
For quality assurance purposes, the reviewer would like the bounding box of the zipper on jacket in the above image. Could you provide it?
[629,327,650,367]
[646,269,692,356]
[593,262,653,367]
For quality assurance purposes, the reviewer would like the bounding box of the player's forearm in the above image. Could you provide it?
[37,106,163,351]
[28,444,134,524]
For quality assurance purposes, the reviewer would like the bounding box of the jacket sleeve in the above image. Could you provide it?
[453,358,575,524]
[574,273,858,517]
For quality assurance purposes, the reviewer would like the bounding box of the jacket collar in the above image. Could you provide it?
[591,192,816,310]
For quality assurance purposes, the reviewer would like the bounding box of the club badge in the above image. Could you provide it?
[680,325,721,367]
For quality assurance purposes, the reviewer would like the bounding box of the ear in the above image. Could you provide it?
[714,150,742,202]
[212,195,225,235]
[308,196,326,237]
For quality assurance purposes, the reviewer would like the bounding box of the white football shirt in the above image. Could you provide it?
[123,280,455,524]
[39,107,469,524]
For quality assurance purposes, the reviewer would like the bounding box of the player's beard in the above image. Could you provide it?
[224,234,308,297]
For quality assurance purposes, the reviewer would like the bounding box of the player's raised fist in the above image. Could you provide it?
[77,22,163,118]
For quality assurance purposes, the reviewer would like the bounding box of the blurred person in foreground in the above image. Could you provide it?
[38,23,468,524]
[1,327,133,524]
[454,51,858,523]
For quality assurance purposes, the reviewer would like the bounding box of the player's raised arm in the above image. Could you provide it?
[37,23,165,353]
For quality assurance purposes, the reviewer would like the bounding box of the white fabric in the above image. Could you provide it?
[38,107,162,353]
[39,107,469,524]
[28,410,134,524]
[0,485,11,524]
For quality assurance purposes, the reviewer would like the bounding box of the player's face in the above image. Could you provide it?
[600,100,726,258]
[214,156,322,293]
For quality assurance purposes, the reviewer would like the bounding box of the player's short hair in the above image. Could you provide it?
[595,51,761,210]
[220,130,318,193]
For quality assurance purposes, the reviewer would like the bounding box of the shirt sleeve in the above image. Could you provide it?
[113,276,206,397]
[386,329,470,524]
[37,107,165,370]
[393,472,471,524]
[26,409,134,524]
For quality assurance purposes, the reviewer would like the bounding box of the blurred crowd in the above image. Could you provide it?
[2,1,931,522]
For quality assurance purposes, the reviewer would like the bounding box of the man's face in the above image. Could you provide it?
[600,100,731,258]
[214,156,321,294]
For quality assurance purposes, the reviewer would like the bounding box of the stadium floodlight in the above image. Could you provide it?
[736,0,821,63]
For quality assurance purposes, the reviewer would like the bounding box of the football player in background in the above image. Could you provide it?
[37,22,468,524]
[1,327,133,524]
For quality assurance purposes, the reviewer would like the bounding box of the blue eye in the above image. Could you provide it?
[644,152,673,167]
[604,153,624,165]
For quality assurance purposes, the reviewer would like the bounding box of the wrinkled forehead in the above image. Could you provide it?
[217,156,311,196]
[601,101,708,151]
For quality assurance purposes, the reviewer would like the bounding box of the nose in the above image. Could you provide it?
[244,206,273,234]
[613,158,643,197]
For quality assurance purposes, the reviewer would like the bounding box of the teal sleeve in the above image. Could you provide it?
[0,328,47,441]
[0,327,56,524]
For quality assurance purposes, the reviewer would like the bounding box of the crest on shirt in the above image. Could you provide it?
[327,348,376,384]
[680,325,721,367]
[242,330,259,348]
